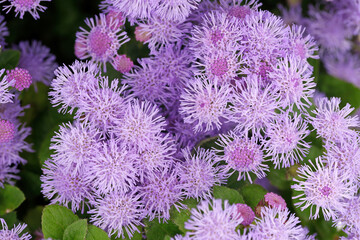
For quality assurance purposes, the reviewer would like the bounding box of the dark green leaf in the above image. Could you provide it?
[145,221,181,240]
[0,185,25,215]
[42,204,79,239]
[213,186,245,204]
[0,50,20,69]
[239,184,267,209]
[63,219,88,240]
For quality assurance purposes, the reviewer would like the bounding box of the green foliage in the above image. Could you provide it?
[213,186,245,204]
[63,219,88,240]
[86,225,110,240]
[0,49,20,70]
[0,185,25,215]
[239,184,267,209]
[145,220,182,240]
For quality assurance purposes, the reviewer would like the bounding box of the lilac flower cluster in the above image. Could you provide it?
[0,218,31,240]
[38,0,360,239]
[0,0,51,19]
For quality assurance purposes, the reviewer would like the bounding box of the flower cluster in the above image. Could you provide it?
[38,0,360,239]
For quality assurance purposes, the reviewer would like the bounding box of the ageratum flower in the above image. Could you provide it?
[75,14,129,71]
[292,157,357,220]
[0,70,13,104]
[264,111,310,168]
[6,67,32,91]
[86,139,138,195]
[139,168,185,221]
[49,60,99,114]
[154,0,201,23]
[285,25,319,60]
[180,76,233,132]
[41,160,94,213]
[0,0,51,19]
[13,40,58,87]
[333,197,360,237]
[0,218,31,240]
[112,99,166,152]
[89,191,145,239]
[215,130,269,183]
[111,54,133,73]
[309,97,359,143]
[190,10,242,55]
[177,148,227,200]
[184,198,242,240]
[232,74,279,135]
[220,0,262,20]
[235,203,255,226]
[250,207,309,239]
[103,0,160,20]
[50,121,101,175]
[269,55,315,110]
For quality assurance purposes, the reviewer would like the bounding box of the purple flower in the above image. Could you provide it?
[104,0,159,20]
[6,67,32,91]
[50,121,101,175]
[177,147,227,200]
[180,76,233,132]
[0,70,13,104]
[250,207,309,239]
[13,40,58,87]
[0,0,51,19]
[333,197,360,237]
[215,130,269,183]
[154,0,201,23]
[0,218,31,240]
[0,163,19,188]
[220,0,262,20]
[111,54,133,73]
[86,139,138,195]
[232,74,279,135]
[264,111,310,168]
[75,14,129,71]
[184,198,242,240]
[139,168,185,221]
[89,191,145,239]
[286,25,319,60]
[112,99,166,152]
[49,60,99,114]
[75,77,128,132]
[235,203,255,226]
[41,160,94,213]
[269,55,315,110]
[309,97,359,143]
[292,157,357,220]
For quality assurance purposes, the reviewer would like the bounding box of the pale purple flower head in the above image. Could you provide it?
[180,76,233,132]
[215,130,269,183]
[112,99,166,152]
[49,60,99,114]
[0,70,13,104]
[0,163,19,187]
[292,157,357,220]
[75,14,130,71]
[0,218,31,240]
[0,0,51,19]
[139,168,185,222]
[111,54,133,73]
[154,0,201,23]
[0,119,15,143]
[220,0,262,20]
[6,67,32,91]
[250,207,309,239]
[75,77,128,132]
[333,197,360,237]
[184,198,243,240]
[309,97,359,143]
[178,147,227,200]
[286,25,319,60]
[264,111,311,168]
[104,0,160,20]
[13,40,58,87]
[89,191,145,239]
[41,160,94,213]
[263,192,287,210]
[50,121,101,175]
[232,74,279,135]
[86,139,138,195]
[268,56,315,110]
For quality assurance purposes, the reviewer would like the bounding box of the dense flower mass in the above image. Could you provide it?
[1,0,360,239]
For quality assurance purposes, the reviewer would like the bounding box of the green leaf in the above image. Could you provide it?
[86,225,110,240]
[239,184,267,209]
[0,50,20,69]
[63,219,88,240]
[170,198,198,233]
[0,211,17,227]
[317,74,360,109]
[213,186,245,204]
[145,221,181,240]
[42,204,79,239]
[24,206,43,232]
[266,167,290,191]
[0,184,25,215]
